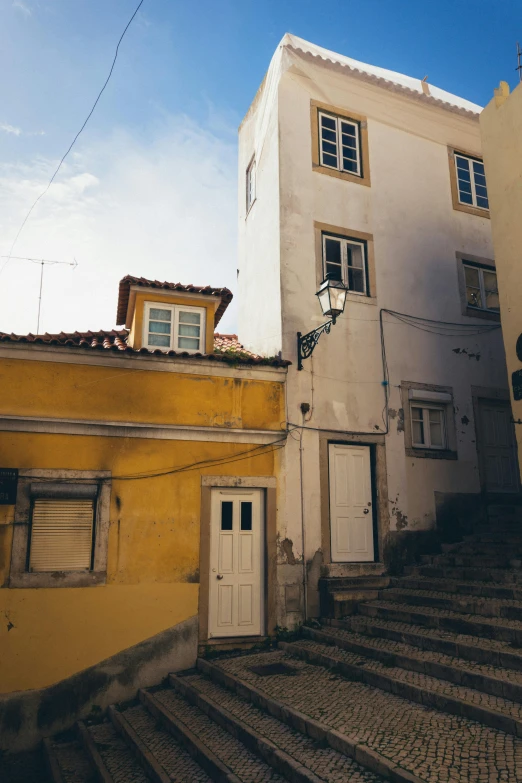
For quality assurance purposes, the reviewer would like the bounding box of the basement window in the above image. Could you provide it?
[144,302,205,353]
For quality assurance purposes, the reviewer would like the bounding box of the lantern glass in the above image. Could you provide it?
[316,276,348,319]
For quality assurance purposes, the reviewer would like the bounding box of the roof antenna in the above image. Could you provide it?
[0,255,78,333]
[517,42,522,82]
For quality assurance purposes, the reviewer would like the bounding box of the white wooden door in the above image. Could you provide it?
[329,444,374,562]
[209,489,263,638]
[478,400,519,493]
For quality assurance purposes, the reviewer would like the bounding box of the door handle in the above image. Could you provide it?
[216,574,224,580]
[363,508,369,514]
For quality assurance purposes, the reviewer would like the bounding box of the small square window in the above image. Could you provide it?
[454,153,489,211]
[144,302,205,353]
[29,498,95,572]
[410,404,447,450]
[319,111,362,177]
[463,264,499,313]
[246,156,256,213]
[322,233,368,295]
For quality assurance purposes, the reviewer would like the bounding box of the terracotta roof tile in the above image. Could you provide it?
[0,329,290,367]
[116,275,233,327]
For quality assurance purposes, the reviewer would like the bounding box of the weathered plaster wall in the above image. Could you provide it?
[239,48,509,623]
[480,82,522,480]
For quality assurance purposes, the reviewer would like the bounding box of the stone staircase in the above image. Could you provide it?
[7,507,522,782]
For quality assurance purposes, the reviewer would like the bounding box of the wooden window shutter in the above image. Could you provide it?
[29,499,95,572]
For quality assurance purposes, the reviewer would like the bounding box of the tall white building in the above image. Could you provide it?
[238,35,518,625]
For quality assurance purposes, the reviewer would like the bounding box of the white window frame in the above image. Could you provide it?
[143,301,206,354]
[318,111,361,176]
[246,156,256,213]
[454,153,489,211]
[322,233,368,295]
[463,263,499,314]
[410,404,447,450]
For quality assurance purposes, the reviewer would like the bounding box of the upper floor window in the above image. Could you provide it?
[246,156,256,213]
[454,153,489,211]
[322,233,368,295]
[319,111,361,176]
[464,263,499,312]
[144,302,205,353]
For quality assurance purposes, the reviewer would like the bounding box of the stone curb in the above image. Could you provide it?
[76,721,114,783]
[42,738,65,783]
[280,641,522,739]
[330,616,522,673]
[170,673,324,783]
[197,657,424,783]
[303,625,522,703]
[108,706,171,783]
[358,601,522,646]
[139,689,241,783]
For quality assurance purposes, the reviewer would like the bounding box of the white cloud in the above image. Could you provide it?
[0,122,22,136]
[0,115,239,336]
[12,1,31,17]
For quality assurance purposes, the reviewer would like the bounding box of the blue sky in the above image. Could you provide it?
[1,0,521,335]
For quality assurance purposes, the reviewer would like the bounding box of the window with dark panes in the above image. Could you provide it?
[454,154,489,210]
[464,264,499,312]
[319,111,361,176]
[322,233,368,295]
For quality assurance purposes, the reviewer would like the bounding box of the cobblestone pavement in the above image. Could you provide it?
[88,722,149,783]
[184,672,385,783]
[122,704,212,782]
[387,587,522,612]
[348,615,522,655]
[363,600,522,631]
[51,741,96,783]
[215,649,522,783]
[154,687,286,782]
[293,638,522,720]
[325,624,522,683]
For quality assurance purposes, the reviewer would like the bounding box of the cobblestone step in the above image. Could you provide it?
[85,722,150,783]
[145,683,287,782]
[282,638,522,738]
[205,648,522,783]
[381,587,522,620]
[112,701,212,783]
[174,669,387,783]
[422,553,517,568]
[304,624,522,702]
[334,615,522,671]
[404,563,522,584]
[358,599,522,645]
[391,575,522,600]
[45,738,96,783]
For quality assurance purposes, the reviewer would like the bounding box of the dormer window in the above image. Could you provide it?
[144,302,205,353]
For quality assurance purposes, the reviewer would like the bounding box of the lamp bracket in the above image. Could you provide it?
[297,316,336,371]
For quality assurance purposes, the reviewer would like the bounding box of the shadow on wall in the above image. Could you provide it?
[384,492,485,576]
[0,615,198,753]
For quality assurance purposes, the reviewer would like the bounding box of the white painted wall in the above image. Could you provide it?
[238,40,509,625]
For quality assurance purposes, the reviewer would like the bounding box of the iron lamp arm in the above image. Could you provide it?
[297,316,336,371]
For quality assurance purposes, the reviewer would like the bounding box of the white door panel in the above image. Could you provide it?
[209,489,263,637]
[329,444,374,562]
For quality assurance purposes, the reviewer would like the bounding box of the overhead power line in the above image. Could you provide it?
[0,0,145,277]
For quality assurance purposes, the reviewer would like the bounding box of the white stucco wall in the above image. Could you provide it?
[238,43,510,624]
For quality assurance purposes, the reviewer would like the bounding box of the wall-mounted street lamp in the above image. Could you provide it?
[297,276,348,370]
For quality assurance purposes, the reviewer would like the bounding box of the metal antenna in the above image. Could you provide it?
[517,42,522,82]
[0,255,78,333]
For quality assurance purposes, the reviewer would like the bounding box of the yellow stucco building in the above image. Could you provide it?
[0,275,288,750]
[480,82,522,481]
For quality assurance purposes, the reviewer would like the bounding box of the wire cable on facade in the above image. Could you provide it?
[1,0,145,276]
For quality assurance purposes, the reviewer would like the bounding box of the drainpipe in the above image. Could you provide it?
[299,426,308,623]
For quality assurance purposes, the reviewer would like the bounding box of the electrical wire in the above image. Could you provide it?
[0,0,145,276]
